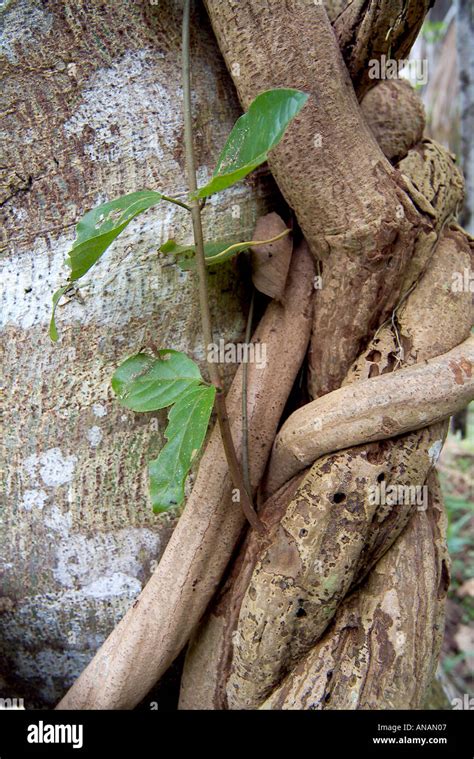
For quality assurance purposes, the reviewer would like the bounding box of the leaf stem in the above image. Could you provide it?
[205,227,290,265]
[161,194,192,212]
[182,0,264,534]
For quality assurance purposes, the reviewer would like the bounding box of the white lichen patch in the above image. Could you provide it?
[1,204,186,333]
[0,582,148,705]
[22,448,77,488]
[0,0,53,64]
[86,426,103,447]
[38,448,77,487]
[81,572,142,599]
[19,489,48,511]
[428,439,443,465]
[44,505,72,533]
[92,403,107,418]
[53,526,160,589]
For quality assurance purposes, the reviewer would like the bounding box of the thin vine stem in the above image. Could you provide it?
[242,288,255,499]
[181,0,264,534]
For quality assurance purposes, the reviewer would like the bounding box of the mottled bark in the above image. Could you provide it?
[178,14,471,707]
[6,0,469,712]
[261,471,449,710]
[57,244,314,710]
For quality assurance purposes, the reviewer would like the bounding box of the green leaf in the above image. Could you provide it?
[67,190,163,281]
[50,191,164,341]
[149,384,216,512]
[161,227,291,270]
[49,284,72,342]
[195,88,308,199]
[160,238,251,270]
[111,350,203,412]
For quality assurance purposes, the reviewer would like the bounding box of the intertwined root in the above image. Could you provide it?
[179,85,473,709]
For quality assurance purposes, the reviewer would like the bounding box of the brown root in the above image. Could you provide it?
[361,79,425,163]
[56,244,314,710]
[267,333,474,494]
[179,223,472,709]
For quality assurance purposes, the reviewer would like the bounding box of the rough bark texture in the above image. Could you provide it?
[180,224,472,709]
[456,0,474,235]
[332,0,433,99]
[0,0,275,706]
[260,471,449,710]
[205,0,434,398]
[179,57,472,708]
[5,0,469,712]
[361,79,426,163]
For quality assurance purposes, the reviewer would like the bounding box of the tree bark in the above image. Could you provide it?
[0,0,274,707]
[5,0,470,712]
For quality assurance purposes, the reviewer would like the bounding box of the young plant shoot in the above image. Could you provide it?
[50,20,308,519]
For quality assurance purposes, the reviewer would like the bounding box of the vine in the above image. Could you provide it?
[49,2,308,525]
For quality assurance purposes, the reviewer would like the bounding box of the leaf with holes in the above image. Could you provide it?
[194,88,308,199]
[111,350,204,412]
[149,384,216,512]
[67,190,163,281]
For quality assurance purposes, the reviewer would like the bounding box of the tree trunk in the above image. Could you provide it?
[3,0,472,712]
[0,0,274,707]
